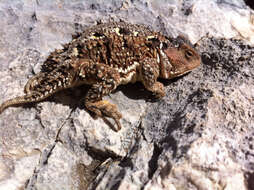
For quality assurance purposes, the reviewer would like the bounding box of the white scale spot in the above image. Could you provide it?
[89,33,104,40]
[120,71,136,85]
[114,28,121,36]
[147,35,155,39]
[133,31,138,36]
[157,53,160,64]
[90,36,97,39]
[160,42,163,49]
[160,49,166,58]
[72,48,79,56]
[118,61,139,74]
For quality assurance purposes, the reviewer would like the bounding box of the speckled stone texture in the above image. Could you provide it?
[0,0,254,190]
[143,37,254,190]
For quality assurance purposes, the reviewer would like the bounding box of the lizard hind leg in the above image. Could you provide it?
[24,73,44,94]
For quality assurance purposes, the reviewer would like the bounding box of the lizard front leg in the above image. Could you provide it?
[140,57,166,98]
[82,63,122,131]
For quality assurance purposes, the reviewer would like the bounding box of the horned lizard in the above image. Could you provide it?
[0,22,201,131]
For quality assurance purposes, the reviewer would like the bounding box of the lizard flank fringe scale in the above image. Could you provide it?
[0,22,201,131]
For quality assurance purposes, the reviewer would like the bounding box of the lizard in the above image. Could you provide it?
[0,21,201,131]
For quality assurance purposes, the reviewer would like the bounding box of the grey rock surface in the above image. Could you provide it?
[0,0,253,190]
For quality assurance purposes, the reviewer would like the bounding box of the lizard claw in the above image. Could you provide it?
[86,100,122,131]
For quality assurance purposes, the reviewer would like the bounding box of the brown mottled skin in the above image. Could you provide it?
[0,22,201,131]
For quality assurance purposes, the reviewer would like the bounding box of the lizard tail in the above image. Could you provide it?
[0,93,45,114]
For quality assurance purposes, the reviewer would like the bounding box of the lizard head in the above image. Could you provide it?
[159,36,201,79]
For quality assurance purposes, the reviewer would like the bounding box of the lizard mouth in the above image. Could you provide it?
[166,65,193,79]
[171,70,191,77]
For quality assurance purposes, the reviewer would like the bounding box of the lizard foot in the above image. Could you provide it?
[147,82,166,99]
[86,100,122,131]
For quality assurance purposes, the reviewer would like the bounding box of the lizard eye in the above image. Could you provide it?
[185,50,193,59]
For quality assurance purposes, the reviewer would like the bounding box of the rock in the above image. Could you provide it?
[142,36,254,190]
[0,0,254,190]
